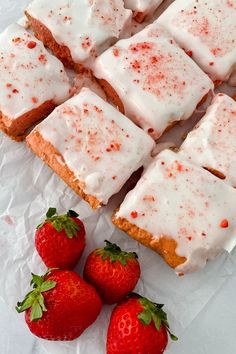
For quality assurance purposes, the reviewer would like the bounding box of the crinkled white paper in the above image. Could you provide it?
[1,1,236,354]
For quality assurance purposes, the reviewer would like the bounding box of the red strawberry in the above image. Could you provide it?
[16,269,102,340]
[35,208,86,269]
[83,240,140,304]
[107,294,177,354]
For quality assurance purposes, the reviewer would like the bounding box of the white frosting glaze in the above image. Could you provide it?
[124,0,164,14]
[35,87,154,204]
[115,149,236,273]
[0,23,70,120]
[158,0,236,81]
[94,23,213,139]
[26,0,132,68]
[179,94,236,187]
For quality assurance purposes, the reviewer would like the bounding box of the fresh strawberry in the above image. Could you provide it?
[16,269,102,340]
[35,208,86,269]
[107,294,177,354]
[83,240,140,304]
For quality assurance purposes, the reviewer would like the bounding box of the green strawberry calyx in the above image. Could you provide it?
[96,240,138,266]
[37,207,80,238]
[137,295,178,341]
[16,270,57,322]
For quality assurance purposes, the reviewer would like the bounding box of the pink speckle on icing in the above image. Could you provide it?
[211,47,221,56]
[12,37,22,44]
[227,0,236,8]
[32,96,38,104]
[38,54,47,64]
[106,142,121,152]
[81,37,91,49]
[113,48,119,57]
[63,15,72,22]
[220,219,229,228]
[27,41,37,49]
[131,59,141,70]
[94,105,102,113]
[130,42,153,52]
[188,209,195,218]
[174,161,184,172]
[198,17,210,35]
[131,211,138,218]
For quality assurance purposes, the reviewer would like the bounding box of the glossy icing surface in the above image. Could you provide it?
[0,23,70,119]
[26,0,132,67]
[124,0,164,14]
[115,149,236,273]
[158,0,236,81]
[179,94,236,187]
[94,23,213,139]
[35,88,154,204]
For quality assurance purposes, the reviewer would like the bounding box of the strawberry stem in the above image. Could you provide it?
[16,270,57,322]
[96,240,138,266]
[137,295,178,341]
[46,207,57,218]
[37,208,80,238]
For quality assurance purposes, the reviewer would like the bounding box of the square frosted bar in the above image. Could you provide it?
[27,88,154,209]
[0,23,70,139]
[113,149,236,274]
[179,94,236,187]
[158,0,236,82]
[25,0,132,71]
[94,23,213,140]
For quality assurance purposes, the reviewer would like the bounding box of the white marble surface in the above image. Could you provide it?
[1,1,236,354]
